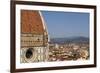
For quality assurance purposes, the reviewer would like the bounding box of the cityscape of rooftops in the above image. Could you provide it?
[42,11,90,61]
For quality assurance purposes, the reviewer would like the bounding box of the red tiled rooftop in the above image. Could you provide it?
[21,10,45,34]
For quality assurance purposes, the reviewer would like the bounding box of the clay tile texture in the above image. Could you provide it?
[21,10,44,34]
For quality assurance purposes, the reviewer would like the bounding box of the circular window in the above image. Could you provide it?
[25,48,33,59]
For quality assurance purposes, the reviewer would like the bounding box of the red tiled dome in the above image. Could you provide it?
[21,10,45,34]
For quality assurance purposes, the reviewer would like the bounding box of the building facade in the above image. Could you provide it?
[20,10,49,63]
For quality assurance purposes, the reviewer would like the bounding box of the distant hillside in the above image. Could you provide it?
[50,36,89,44]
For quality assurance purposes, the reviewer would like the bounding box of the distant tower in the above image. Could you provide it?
[20,10,49,63]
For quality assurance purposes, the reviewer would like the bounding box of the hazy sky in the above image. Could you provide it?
[42,11,89,38]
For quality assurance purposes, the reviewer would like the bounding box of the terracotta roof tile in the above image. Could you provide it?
[21,10,45,34]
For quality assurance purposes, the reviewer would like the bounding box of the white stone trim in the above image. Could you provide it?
[39,11,50,42]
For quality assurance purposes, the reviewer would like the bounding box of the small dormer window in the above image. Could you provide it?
[37,38,40,41]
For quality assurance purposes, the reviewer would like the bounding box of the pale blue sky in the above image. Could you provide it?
[42,11,89,38]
